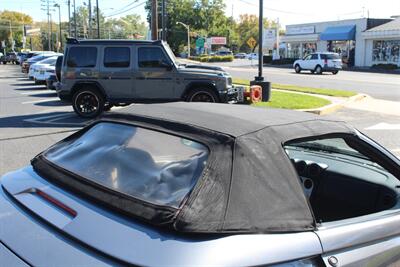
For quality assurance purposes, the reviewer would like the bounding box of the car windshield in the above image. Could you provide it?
[163,42,177,65]
[38,57,57,65]
[44,122,209,208]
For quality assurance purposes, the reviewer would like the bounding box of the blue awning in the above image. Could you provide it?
[320,25,356,41]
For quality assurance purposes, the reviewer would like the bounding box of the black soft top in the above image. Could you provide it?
[32,103,355,234]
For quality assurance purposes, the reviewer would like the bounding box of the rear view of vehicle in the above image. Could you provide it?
[293,52,342,74]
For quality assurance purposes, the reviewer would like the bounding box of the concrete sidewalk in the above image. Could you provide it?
[343,96,400,117]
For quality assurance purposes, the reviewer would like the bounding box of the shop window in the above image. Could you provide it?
[302,43,317,57]
[372,40,400,64]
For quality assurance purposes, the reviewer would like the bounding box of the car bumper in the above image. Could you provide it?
[35,73,51,81]
[56,84,72,101]
[323,65,342,71]
[218,86,242,103]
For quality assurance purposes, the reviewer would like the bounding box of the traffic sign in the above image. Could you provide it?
[247,37,257,49]
[196,38,205,48]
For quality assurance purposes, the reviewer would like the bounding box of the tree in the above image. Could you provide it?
[236,14,278,53]
[145,0,232,54]
[0,10,33,51]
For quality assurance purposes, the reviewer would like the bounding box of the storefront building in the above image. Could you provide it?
[362,18,400,67]
[280,18,394,67]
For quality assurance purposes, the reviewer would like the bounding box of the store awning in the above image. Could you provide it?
[320,25,356,41]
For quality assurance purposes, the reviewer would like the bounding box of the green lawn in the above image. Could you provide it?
[232,78,356,97]
[252,91,331,110]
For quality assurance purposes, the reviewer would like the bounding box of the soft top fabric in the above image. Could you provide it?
[32,103,356,234]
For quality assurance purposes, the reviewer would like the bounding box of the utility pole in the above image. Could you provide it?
[96,0,100,38]
[40,0,52,50]
[151,0,158,40]
[67,0,71,36]
[73,0,77,38]
[54,3,62,51]
[88,0,92,38]
[50,13,53,50]
[161,0,166,41]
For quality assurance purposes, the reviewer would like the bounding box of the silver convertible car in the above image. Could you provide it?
[1,103,400,266]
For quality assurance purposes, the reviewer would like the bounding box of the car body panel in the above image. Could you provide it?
[0,167,323,266]
[0,242,30,267]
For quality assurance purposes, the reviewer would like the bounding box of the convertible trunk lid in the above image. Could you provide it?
[0,167,323,266]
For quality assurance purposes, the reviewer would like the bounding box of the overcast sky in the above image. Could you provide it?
[1,0,399,28]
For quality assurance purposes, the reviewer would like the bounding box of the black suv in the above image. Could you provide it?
[57,38,236,118]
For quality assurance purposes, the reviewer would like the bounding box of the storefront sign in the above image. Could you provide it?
[263,28,277,49]
[286,26,315,35]
[210,37,226,45]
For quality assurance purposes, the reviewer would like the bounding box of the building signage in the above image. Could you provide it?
[286,26,315,35]
[210,37,226,45]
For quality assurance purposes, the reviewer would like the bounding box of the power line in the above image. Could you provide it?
[104,0,140,16]
[104,1,146,18]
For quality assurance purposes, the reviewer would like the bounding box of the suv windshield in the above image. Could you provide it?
[44,122,209,208]
[163,43,177,65]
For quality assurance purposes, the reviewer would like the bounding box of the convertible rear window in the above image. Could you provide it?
[44,122,209,208]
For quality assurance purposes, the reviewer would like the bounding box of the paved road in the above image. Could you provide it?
[194,59,400,101]
[0,64,399,176]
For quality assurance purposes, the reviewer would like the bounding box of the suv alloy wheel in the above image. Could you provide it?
[187,88,218,102]
[72,87,105,118]
[295,64,301,73]
[315,65,323,74]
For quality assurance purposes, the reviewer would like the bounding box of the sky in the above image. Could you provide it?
[1,0,399,28]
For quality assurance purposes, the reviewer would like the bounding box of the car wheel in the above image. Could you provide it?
[186,88,218,103]
[2,61,6,65]
[295,64,301,73]
[72,87,105,118]
[315,65,322,74]
[332,70,339,75]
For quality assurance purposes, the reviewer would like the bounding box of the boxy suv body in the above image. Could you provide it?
[58,38,235,117]
[293,52,342,75]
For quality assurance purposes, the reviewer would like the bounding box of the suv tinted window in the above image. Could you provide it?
[104,47,130,68]
[67,47,97,67]
[321,53,340,60]
[311,54,319,60]
[138,47,169,68]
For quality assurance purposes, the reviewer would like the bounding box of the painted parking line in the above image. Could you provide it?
[19,90,52,95]
[22,98,59,104]
[365,123,400,130]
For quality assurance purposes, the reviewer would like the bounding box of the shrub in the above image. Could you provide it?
[189,55,234,62]
[371,63,399,70]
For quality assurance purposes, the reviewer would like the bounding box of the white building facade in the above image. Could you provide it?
[280,18,398,67]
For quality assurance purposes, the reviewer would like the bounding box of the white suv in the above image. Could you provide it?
[293,52,342,75]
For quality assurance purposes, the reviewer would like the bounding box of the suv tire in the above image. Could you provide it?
[332,70,339,75]
[295,64,301,73]
[186,88,218,103]
[72,87,105,118]
[315,65,323,74]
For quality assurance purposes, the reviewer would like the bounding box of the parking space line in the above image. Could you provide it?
[22,98,59,104]
[20,90,52,95]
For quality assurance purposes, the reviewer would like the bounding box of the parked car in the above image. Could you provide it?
[5,51,18,64]
[47,55,64,90]
[293,52,342,74]
[57,38,236,118]
[46,74,58,90]
[23,53,61,75]
[247,53,258,60]
[216,50,233,56]
[29,56,58,83]
[0,52,4,64]
[234,52,247,59]
[1,103,400,266]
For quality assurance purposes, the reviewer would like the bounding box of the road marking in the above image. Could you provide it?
[22,98,59,104]
[20,90,52,95]
[365,123,400,130]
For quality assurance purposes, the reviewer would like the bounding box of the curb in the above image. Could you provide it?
[302,93,367,115]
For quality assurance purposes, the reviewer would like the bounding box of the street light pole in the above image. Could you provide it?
[67,0,71,36]
[54,4,62,51]
[176,22,190,57]
[250,0,271,102]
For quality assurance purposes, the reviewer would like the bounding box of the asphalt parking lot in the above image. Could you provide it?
[0,64,399,175]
